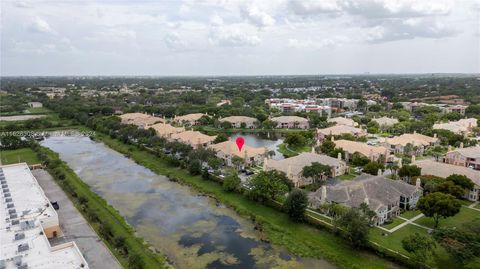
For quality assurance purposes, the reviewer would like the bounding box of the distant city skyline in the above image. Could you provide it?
[1,0,479,76]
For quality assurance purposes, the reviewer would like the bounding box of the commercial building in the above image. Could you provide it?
[415,159,480,201]
[0,163,89,269]
[309,174,422,225]
[270,116,309,129]
[264,152,347,187]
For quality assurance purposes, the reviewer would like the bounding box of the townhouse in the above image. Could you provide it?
[270,116,310,129]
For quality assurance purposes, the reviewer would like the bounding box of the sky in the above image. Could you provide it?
[1,0,479,76]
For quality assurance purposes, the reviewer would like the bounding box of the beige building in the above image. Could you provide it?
[173,113,206,126]
[264,152,347,187]
[334,139,392,163]
[208,141,266,166]
[309,174,422,225]
[372,117,399,127]
[444,146,480,170]
[327,117,358,127]
[27,102,43,108]
[317,125,367,141]
[382,132,439,155]
[119,113,164,129]
[219,116,258,128]
[150,122,185,138]
[170,131,216,148]
[0,163,89,269]
[415,159,480,201]
[433,118,477,135]
[270,116,309,129]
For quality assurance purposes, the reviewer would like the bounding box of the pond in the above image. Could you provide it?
[229,132,285,160]
[42,136,335,269]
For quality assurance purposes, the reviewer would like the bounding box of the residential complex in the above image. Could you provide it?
[381,132,439,155]
[208,141,266,166]
[334,139,392,163]
[444,146,480,170]
[170,130,216,148]
[433,118,477,135]
[372,117,399,127]
[119,112,164,129]
[264,152,347,187]
[0,163,89,269]
[219,116,258,128]
[265,98,331,116]
[415,159,480,201]
[309,174,423,226]
[317,125,367,141]
[270,116,309,129]
[149,122,185,138]
[173,113,206,126]
[327,117,358,127]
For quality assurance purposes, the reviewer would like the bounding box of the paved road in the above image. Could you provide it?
[32,169,123,269]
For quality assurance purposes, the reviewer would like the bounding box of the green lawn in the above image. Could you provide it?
[457,199,474,207]
[370,225,455,269]
[475,203,480,210]
[414,207,480,229]
[1,148,40,165]
[399,210,422,220]
[381,217,405,230]
[337,167,359,180]
[25,107,52,114]
[96,132,396,269]
[277,143,311,158]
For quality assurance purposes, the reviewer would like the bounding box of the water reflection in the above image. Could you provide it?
[42,136,335,269]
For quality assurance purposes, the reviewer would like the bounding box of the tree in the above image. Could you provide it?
[302,162,331,183]
[213,133,228,144]
[284,133,306,147]
[446,174,474,191]
[417,192,461,228]
[223,171,241,192]
[247,171,292,203]
[386,162,400,178]
[436,181,465,199]
[320,139,335,155]
[363,161,384,175]
[128,253,145,269]
[231,156,244,170]
[283,189,308,222]
[424,145,447,161]
[188,159,202,175]
[351,152,370,167]
[201,167,210,180]
[333,208,370,248]
[433,219,480,266]
[402,233,437,268]
[398,165,421,182]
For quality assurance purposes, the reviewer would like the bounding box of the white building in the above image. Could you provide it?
[0,163,89,269]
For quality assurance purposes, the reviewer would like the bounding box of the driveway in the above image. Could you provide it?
[32,169,122,269]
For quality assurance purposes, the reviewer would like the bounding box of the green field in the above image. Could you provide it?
[25,107,52,114]
[381,217,405,230]
[399,210,422,220]
[96,132,397,269]
[414,207,480,229]
[277,143,311,158]
[1,148,40,165]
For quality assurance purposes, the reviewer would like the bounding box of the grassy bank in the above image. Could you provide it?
[32,144,167,269]
[277,143,311,158]
[96,132,397,269]
[1,148,40,165]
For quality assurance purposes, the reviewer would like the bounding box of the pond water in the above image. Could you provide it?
[42,136,335,269]
[229,132,285,160]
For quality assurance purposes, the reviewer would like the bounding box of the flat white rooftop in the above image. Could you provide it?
[0,163,88,269]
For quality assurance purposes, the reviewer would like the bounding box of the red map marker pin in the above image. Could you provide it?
[235,137,245,151]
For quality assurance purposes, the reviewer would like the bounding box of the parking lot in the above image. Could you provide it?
[32,169,122,269]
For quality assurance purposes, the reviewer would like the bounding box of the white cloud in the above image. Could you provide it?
[289,0,342,16]
[164,32,188,50]
[209,24,261,47]
[240,4,275,27]
[26,17,55,34]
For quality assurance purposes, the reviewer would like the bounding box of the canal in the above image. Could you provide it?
[42,136,335,269]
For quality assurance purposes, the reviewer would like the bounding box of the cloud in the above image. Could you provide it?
[13,1,32,8]
[288,36,348,49]
[341,0,453,18]
[26,17,55,34]
[240,4,275,27]
[164,32,188,50]
[288,0,343,16]
[365,18,456,42]
[209,24,261,47]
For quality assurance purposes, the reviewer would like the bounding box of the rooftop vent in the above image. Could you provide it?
[14,233,25,241]
[17,243,29,252]
[20,220,35,230]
